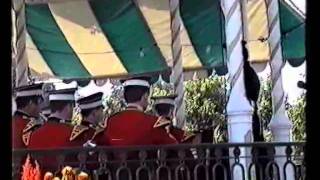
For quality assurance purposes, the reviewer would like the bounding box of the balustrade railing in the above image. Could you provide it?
[12,142,305,180]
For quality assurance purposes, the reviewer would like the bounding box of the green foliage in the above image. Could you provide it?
[151,83,173,97]
[71,107,82,125]
[258,77,272,126]
[103,85,126,118]
[184,76,227,143]
[257,77,273,142]
[257,77,306,143]
[287,92,306,142]
[287,92,306,162]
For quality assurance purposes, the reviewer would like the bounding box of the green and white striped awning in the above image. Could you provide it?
[13,0,305,80]
[279,0,305,67]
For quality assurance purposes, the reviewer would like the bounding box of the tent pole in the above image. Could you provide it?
[169,0,185,129]
[13,0,29,87]
[266,0,293,179]
[222,0,253,178]
[11,8,17,90]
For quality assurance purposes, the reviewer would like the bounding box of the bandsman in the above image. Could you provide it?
[12,83,44,149]
[103,76,178,146]
[28,87,81,149]
[28,87,90,171]
[77,91,107,171]
[151,94,197,143]
[77,92,106,147]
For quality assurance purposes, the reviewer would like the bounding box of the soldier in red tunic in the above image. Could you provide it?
[28,87,83,149]
[151,94,198,143]
[28,87,89,171]
[77,91,106,171]
[104,76,178,146]
[152,95,203,180]
[77,92,106,147]
[12,83,44,149]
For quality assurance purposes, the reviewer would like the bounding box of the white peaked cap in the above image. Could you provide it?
[54,81,78,90]
[76,80,104,101]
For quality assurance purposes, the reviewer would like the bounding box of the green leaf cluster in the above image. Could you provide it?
[184,76,227,143]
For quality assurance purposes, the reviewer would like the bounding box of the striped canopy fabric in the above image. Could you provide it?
[245,0,270,63]
[15,0,305,80]
[279,0,305,67]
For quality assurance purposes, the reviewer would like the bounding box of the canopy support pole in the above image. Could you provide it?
[11,8,17,90]
[169,0,185,129]
[266,0,294,179]
[223,0,253,178]
[13,0,29,87]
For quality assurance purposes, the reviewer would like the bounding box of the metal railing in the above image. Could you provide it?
[13,142,305,180]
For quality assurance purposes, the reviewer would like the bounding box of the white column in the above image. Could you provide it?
[266,0,294,179]
[11,8,17,90]
[13,0,29,87]
[222,0,253,179]
[169,0,186,129]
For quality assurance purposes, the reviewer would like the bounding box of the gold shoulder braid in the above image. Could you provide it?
[70,125,89,141]
[153,116,171,128]
[22,131,32,146]
[181,131,196,142]
[91,125,104,141]
[23,119,42,133]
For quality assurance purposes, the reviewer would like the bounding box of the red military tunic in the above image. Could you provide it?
[104,107,178,146]
[170,127,196,143]
[28,117,93,149]
[78,121,106,170]
[28,117,95,171]
[80,121,105,146]
[157,116,196,144]
[12,111,41,149]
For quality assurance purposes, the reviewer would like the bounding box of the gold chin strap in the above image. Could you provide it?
[90,124,104,140]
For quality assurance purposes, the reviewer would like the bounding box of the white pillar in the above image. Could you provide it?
[266,0,294,179]
[13,0,29,87]
[222,0,253,179]
[169,0,186,129]
[11,8,17,90]
[12,96,17,116]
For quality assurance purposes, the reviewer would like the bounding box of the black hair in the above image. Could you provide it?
[123,86,149,103]
[16,96,42,109]
[80,106,103,118]
[154,104,174,117]
[50,101,74,113]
